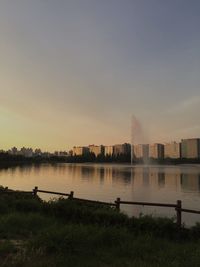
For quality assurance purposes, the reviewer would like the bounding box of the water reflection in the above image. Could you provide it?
[0,163,200,225]
[158,173,165,188]
[1,164,200,193]
[181,173,200,192]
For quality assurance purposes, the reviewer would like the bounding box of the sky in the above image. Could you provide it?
[0,0,200,151]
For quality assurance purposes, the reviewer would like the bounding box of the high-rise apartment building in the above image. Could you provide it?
[73,146,89,156]
[88,145,104,157]
[134,144,149,161]
[164,142,181,159]
[104,146,113,156]
[113,143,131,156]
[181,138,200,159]
[149,143,164,159]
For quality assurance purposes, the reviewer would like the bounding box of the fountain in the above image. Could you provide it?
[131,115,146,165]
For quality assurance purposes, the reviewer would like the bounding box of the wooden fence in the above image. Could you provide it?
[1,186,200,228]
[32,186,116,207]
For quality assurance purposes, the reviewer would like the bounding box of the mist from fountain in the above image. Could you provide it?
[131,115,150,165]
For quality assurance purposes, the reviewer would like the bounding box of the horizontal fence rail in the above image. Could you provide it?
[37,189,71,197]
[32,186,74,199]
[181,208,200,215]
[33,187,116,206]
[118,200,177,208]
[1,186,200,228]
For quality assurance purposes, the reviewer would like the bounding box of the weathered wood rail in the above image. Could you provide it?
[1,186,200,228]
[114,198,183,228]
[32,186,116,206]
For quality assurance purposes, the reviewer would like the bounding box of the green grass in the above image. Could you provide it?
[2,227,200,267]
[0,186,200,267]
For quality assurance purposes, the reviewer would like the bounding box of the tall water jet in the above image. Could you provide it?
[131,115,144,164]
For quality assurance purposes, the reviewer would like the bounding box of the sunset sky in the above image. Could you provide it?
[0,0,200,151]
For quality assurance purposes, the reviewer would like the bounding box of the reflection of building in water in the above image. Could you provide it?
[113,143,131,156]
[164,168,181,191]
[104,146,113,156]
[112,168,132,185]
[81,166,95,179]
[67,165,95,182]
[131,167,183,193]
[181,138,200,159]
[148,168,164,188]
[164,142,181,159]
[129,167,152,201]
[89,145,104,157]
[148,167,180,189]
[158,172,165,188]
[66,165,134,187]
[181,173,200,192]
[73,146,89,156]
[134,144,149,161]
[142,167,150,186]
[131,167,156,188]
[105,166,112,182]
[149,144,164,159]
[99,168,105,183]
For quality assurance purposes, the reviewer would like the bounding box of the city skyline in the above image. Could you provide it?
[1,1,200,151]
[2,136,199,158]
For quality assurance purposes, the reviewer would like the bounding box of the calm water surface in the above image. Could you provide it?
[0,163,200,226]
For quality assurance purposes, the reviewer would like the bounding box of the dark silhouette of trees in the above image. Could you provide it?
[0,151,200,166]
[66,152,131,163]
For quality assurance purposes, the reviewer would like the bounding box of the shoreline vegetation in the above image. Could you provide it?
[0,152,200,169]
[0,187,200,266]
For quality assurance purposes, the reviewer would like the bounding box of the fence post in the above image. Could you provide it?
[69,191,74,200]
[176,200,182,229]
[115,197,120,211]
[33,186,38,197]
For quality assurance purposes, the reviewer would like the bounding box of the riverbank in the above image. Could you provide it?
[1,152,200,169]
[0,187,200,267]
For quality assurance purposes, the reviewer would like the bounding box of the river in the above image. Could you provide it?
[0,163,200,226]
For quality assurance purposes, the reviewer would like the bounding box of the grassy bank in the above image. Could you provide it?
[0,187,200,267]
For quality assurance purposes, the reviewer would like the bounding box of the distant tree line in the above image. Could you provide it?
[66,153,200,164]
[66,152,131,163]
[0,152,200,168]
[0,152,68,168]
